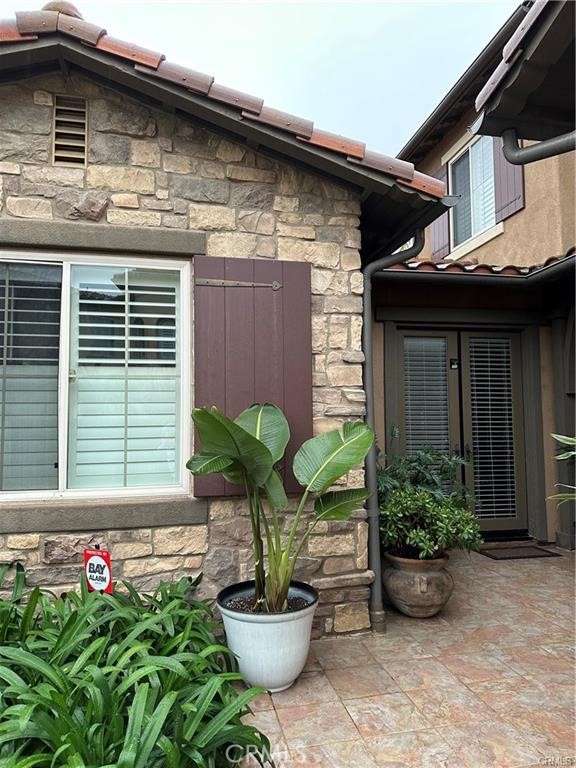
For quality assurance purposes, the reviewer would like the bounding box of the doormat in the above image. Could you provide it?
[480,546,561,560]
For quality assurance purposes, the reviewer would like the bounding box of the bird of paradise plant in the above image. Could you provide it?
[187,403,373,613]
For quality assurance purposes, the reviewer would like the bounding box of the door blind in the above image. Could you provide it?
[0,263,62,491]
[468,337,516,519]
[403,336,450,454]
[68,266,180,489]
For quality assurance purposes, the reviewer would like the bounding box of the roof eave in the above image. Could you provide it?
[0,36,443,208]
[372,252,575,285]
[473,1,575,142]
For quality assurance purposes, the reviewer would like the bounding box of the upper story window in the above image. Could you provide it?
[0,255,190,500]
[449,135,495,248]
[429,134,524,262]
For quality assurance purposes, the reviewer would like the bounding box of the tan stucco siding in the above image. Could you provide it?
[416,110,575,266]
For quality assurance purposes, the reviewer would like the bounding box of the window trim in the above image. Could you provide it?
[447,134,496,252]
[0,249,191,503]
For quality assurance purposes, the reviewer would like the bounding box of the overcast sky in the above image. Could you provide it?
[0,0,519,156]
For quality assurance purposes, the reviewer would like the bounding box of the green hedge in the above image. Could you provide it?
[0,565,270,767]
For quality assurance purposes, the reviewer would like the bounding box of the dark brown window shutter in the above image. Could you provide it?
[430,164,450,260]
[493,137,525,223]
[193,256,313,496]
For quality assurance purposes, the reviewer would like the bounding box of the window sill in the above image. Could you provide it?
[0,496,208,534]
[446,222,504,262]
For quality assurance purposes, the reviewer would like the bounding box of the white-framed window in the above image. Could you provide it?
[448,135,495,249]
[0,252,191,501]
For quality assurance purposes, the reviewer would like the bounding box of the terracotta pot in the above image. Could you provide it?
[382,552,454,618]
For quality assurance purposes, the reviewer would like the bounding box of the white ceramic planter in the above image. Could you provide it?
[217,580,318,692]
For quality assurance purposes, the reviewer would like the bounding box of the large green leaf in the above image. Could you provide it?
[191,407,273,486]
[234,404,290,464]
[314,488,370,520]
[293,421,374,493]
[185,453,234,475]
[264,469,288,512]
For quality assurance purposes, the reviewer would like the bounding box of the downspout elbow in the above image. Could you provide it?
[502,128,576,165]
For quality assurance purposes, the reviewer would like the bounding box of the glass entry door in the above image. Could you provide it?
[397,329,527,532]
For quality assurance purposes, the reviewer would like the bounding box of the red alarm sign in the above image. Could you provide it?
[84,548,113,594]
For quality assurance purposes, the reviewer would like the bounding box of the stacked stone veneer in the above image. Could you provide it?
[0,75,372,635]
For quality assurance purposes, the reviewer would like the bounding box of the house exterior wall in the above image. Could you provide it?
[415,109,575,266]
[0,74,372,635]
[373,108,574,546]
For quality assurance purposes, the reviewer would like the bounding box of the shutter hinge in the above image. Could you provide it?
[195,278,282,290]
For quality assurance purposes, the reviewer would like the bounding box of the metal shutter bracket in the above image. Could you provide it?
[195,278,282,290]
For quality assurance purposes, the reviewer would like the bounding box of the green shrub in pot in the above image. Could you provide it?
[379,486,482,560]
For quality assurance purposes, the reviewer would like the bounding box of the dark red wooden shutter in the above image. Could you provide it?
[493,137,525,223]
[193,256,313,496]
[430,164,450,260]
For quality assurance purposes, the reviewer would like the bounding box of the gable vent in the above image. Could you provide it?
[53,95,87,167]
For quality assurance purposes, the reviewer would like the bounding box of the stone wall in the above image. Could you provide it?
[0,74,372,635]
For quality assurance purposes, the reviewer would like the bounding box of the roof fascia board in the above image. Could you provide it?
[0,37,443,206]
[397,3,530,162]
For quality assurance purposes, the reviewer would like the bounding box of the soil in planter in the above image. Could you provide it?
[225,595,310,613]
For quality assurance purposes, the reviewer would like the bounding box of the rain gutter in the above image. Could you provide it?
[361,229,425,633]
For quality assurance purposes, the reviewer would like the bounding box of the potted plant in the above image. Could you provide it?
[378,448,482,617]
[187,403,373,691]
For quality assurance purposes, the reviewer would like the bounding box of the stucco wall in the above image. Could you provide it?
[0,74,372,635]
[416,109,575,266]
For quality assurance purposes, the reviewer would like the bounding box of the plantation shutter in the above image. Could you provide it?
[470,136,496,233]
[67,265,181,489]
[430,165,450,260]
[0,262,61,491]
[493,137,524,222]
[467,337,517,520]
[402,336,450,454]
[193,256,313,496]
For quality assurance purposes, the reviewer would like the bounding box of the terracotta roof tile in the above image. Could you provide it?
[0,18,37,42]
[385,252,574,277]
[396,170,445,197]
[16,10,58,34]
[96,36,164,69]
[241,106,314,139]
[476,0,550,111]
[349,150,414,182]
[0,2,446,199]
[55,15,105,45]
[300,128,366,160]
[207,83,264,114]
[135,60,213,95]
[42,1,82,18]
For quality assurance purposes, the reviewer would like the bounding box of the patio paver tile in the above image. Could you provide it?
[436,719,546,767]
[289,739,380,767]
[363,728,463,768]
[271,671,339,709]
[275,700,359,749]
[384,658,462,690]
[404,682,497,726]
[324,663,400,699]
[439,651,522,684]
[344,692,431,737]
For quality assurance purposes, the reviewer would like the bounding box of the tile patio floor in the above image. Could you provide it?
[243,547,575,768]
